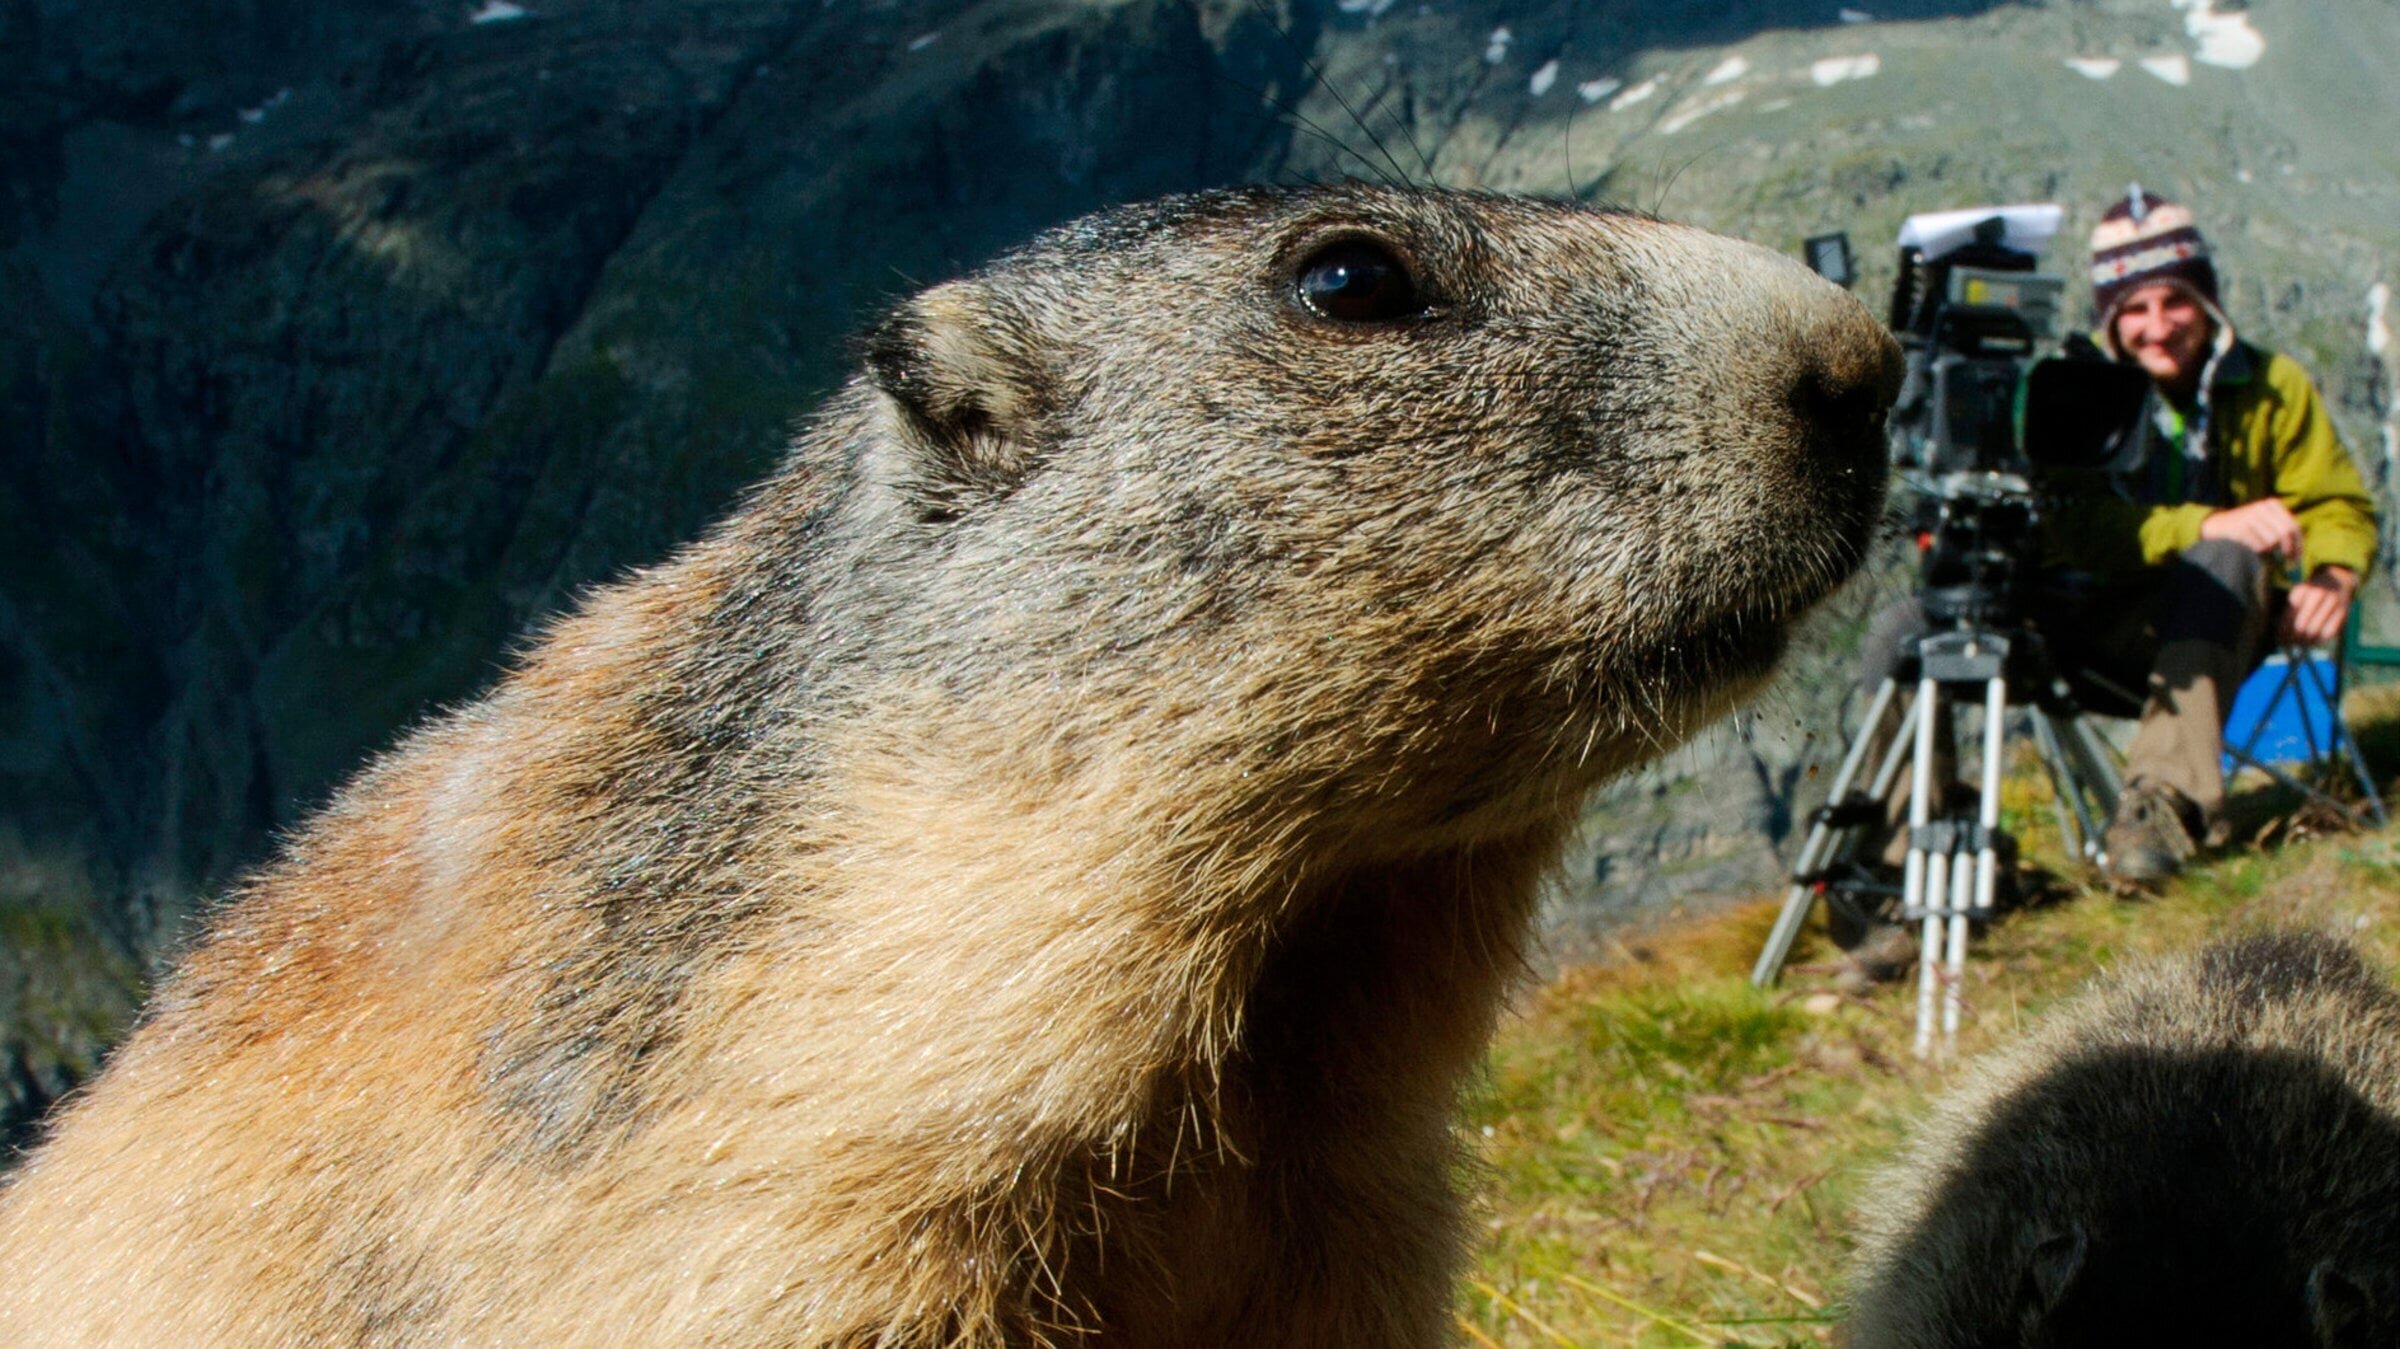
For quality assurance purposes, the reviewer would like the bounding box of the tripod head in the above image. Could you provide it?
[1915,471,2039,634]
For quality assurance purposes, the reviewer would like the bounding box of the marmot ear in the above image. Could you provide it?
[2306,1261,2372,1348]
[865,282,1049,520]
[2019,1222,2087,1320]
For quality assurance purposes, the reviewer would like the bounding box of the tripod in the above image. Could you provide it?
[1750,622,2125,1057]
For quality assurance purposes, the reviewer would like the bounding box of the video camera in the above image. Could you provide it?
[1807,206,2151,632]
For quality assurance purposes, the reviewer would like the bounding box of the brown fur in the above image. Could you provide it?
[0,185,1894,1345]
[1848,931,2400,1348]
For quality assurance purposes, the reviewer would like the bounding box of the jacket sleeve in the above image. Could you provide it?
[2138,502,2216,567]
[2269,356,2379,580]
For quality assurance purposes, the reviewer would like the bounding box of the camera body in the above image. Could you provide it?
[1891,229,2062,631]
[1862,210,2149,632]
[1892,264,2062,477]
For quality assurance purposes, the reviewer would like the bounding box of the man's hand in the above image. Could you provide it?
[2199,498,2304,559]
[2282,565,2358,647]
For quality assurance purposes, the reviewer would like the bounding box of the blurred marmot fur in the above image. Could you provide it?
[0,184,1893,1345]
[1848,930,2400,1348]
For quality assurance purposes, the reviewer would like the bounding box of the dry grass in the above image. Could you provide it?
[1460,714,2400,1347]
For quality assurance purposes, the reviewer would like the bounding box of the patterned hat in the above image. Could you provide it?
[2089,183,2219,330]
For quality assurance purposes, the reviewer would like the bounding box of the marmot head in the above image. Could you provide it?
[831,184,1895,852]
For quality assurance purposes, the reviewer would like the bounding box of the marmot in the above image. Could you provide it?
[0,184,1895,1345]
[1848,930,2400,1348]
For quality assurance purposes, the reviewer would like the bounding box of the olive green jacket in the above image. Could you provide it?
[2046,338,2378,583]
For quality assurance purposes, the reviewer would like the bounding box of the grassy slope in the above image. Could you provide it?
[1459,689,2400,1347]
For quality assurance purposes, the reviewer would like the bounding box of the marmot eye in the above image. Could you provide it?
[1295,239,1424,323]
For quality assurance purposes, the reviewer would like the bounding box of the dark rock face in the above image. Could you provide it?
[7,0,2400,1143]
[1,0,1336,1142]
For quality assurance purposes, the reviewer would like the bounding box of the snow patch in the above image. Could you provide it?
[206,132,235,152]
[1577,77,1622,105]
[237,88,292,125]
[468,0,529,24]
[1659,88,1745,134]
[1484,26,1511,64]
[1609,78,1659,112]
[1335,0,1398,14]
[2140,53,2191,85]
[1838,7,1873,22]
[1810,53,1880,86]
[2050,4,2260,88]
[906,30,941,52]
[2371,283,2392,359]
[1529,59,1559,97]
[1703,56,1749,86]
[2176,0,2266,69]
[1759,97,1794,112]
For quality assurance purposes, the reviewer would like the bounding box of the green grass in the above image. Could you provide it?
[1460,699,2400,1347]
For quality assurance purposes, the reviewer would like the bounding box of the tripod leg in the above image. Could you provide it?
[1940,844,1971,1050]
[1902,673,1937,918]
[1945,673,2007,1047]
[1914,846,1947,1060]
[1862,692,1926,823]
[1811,689,1923,888]
[2028,709,2095,861]
[1752,679,1907,986]
[2343,734,2391,828]
[2062,714,2123,815]
[2298,658,2387,828]
[1911,674,1943,1059]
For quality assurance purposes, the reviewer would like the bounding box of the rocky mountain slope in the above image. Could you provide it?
[5,0,2398,1134]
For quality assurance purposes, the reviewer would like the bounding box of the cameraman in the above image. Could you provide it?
[2056,186,2375,878]
[1850,187,2376,941]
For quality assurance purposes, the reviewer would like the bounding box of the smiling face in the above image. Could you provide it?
[838,185,1898,846]
[2111,280,2216,396]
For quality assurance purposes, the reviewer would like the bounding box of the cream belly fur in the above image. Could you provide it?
[0,184,1896,1346]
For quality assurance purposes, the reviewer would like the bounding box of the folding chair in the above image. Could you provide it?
[2220,628,2388,828]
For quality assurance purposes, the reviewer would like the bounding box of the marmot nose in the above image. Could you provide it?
[1790,306,1903,467]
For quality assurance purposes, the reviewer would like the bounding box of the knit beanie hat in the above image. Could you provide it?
[2089,183,2220,329]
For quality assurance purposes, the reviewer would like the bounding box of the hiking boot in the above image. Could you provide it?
[2102,780,2202,886]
